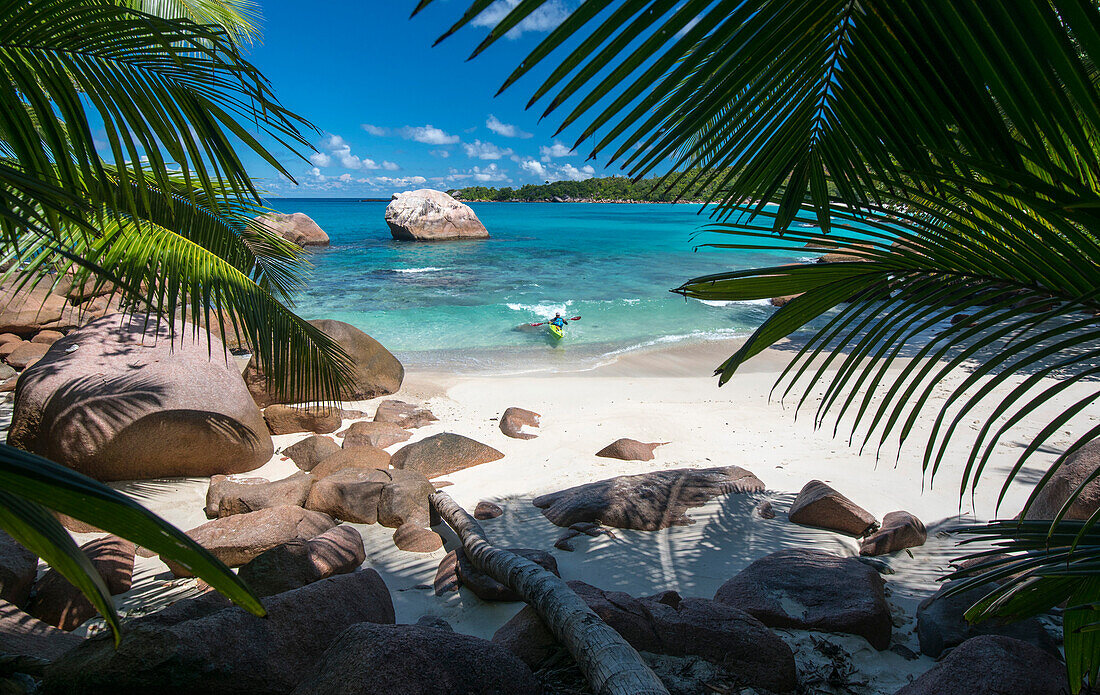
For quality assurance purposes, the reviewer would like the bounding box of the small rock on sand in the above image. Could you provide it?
[473,501,503,520]
[499,407,540,440]
[595,438,667,461]
[859,510,926,556]
[788,479,878,537]
[373,400,438,429]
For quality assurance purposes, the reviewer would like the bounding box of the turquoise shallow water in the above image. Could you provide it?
[268,199,829,372]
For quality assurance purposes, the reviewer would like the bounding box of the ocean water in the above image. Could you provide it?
[268,199,829,372]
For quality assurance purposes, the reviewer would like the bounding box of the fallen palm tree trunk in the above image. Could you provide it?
[429,491,669,695]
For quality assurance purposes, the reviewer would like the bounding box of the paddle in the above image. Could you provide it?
[529,316,581,326]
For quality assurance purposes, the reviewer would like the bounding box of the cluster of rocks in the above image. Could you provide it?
[5,314,404,482]
[786,479,927,557]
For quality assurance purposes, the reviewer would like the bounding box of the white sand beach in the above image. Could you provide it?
[43,337,1092,694]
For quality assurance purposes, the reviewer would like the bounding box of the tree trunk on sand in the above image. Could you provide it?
[429,491,668,695]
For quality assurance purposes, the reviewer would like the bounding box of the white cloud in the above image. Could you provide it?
[399,125,459,145]
[338,173,353,182]
[558,163,596,181]
[313,134,380,170]
[520,159,548,179]
[540,140,576,162]
[519,160,595,183]
[463,139,514,160]
[472,163,510,182]
[361,124,389,136]
[471,0,573,37]
[448,164,511,184]
[486,114,532,139]
[382,161,400,171]
[430,149,451,159]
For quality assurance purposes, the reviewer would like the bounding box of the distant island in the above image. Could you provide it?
[448,171,725,204]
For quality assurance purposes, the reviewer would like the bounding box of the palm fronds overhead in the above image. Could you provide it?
[425,1,1100,689]
[0,0,306,237]
[0,0,354,636]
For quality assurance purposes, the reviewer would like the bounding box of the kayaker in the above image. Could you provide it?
[549,313,567,329]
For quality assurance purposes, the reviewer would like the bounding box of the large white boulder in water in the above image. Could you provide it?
[385,189,489,241]
[7,314,273,481]
[255,212,330,247]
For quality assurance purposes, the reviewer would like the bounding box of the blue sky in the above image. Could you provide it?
[245,0,611,197]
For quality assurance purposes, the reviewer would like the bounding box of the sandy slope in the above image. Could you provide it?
[39,338,1096,693]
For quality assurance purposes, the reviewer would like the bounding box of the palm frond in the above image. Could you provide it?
[0,0,311,237]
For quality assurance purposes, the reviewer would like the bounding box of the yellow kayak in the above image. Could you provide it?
[548,324,564,339]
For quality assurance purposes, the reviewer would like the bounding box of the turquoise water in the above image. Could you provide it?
[268,199,822,372]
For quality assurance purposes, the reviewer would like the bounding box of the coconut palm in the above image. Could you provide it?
[0,0,353,638]
[422,0,1100,689]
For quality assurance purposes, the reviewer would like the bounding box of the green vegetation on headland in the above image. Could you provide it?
[449,170,728,203]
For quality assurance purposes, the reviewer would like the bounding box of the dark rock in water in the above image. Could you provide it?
[30,536,134,631]
[237,525,365,597]
[532,466,765,530]
[282,435,340,472]
[895,635,1068,695]
[290,623,539,695]
[309,446,390,480]
[243,319,403,407]
[43,571,395,695]
[435,548,558,602]
[499,407,540,440]
[373,400,437,429]
[788,480,878,537]
[915,580,1058,658]
[205,472,313,519]
[263,405,341,435]
[0,531,37,606]
[0,600,81,663]
[1024,437,1100,521]
[595,438,667,461]
[860,511,926,556]
[713,549,892,650]
[473,501,503,520]
[493,581,797,694]
[164,506,336,577]
[7,314,272,481]
[390,433,504,479]
[384,189,490,241]
[254,211,330,247]
[341,421,411,449]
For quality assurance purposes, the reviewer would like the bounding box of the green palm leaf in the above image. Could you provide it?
[428,1,1100,689]
[0,444,267,644]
